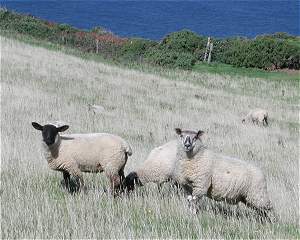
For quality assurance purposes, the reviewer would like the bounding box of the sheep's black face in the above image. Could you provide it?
[42,125,59,146]
[32,122,69,146]
[123,172,141,192]
[175,128,204,152]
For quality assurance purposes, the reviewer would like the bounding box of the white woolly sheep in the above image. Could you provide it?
[32,122,132,194]
[242,108,268,126]
[88,104,105,114]
[124,140,178,191]
[174,128,276,222]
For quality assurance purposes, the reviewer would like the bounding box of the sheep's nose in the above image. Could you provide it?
[184,140,191,147]
[44,138,53,145]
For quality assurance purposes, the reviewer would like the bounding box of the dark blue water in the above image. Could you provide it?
[2,1,299,40]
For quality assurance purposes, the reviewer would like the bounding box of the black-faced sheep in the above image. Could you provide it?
[32,122,132,194]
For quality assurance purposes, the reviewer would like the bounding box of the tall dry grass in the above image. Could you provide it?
[1,37,299,239]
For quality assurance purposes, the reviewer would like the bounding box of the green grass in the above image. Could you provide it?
[193,62,300,82]
[287,38,300,48]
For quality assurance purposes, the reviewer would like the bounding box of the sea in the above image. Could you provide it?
[2,0,299,40]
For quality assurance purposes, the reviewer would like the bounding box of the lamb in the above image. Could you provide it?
[173,128,276,222]
[242,108,268,126]
[32,121,132,194]
[124,140,178,191]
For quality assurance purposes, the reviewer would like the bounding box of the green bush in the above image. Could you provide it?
[213,37,300,69]
[119,38,157,61]
[57,23,76,33]
[160,30,207,53]
[145,48,197,69]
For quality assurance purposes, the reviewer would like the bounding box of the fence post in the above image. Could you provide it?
[204,37,211,61]
[96,39,99,54]
[208,42,213,64]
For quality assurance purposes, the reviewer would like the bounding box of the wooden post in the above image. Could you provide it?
[208,43,213,64]
[96,39,99,54]
[204,37,210,61]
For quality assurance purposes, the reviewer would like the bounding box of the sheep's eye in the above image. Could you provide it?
[180,135,183,138]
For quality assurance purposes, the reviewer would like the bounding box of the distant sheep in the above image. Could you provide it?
[124,140,178,191]
[88,104,105,114]
[32,121,132,194]
[174,128,276,222]
[242,108,268,126]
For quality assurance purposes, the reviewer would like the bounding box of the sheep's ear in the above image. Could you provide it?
[32,122,43,131]
[57,125,69,132]
[196,130,204,139]
[175,128,182,135]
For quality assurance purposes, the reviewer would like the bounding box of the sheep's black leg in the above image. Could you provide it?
[119,168,125,184]
[254,208,269,223]
[264,117,268,126]
[68,175,82,194]
[118,168,125,193]
[62,171,70,190]
[172,181,181,194]
[62,171,82,194]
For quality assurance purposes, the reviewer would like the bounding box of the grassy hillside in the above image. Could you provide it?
[1,37,299,239]
[2,30,300,84]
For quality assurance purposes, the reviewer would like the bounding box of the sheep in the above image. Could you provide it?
[124,140,179,191]
[88,104,105,114]
[32,121,132,194]
[173,128,276,222]
[242,108,268,126]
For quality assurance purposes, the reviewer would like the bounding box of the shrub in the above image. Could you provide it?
[119,38,157,61]
[160,30,207,53]
[213,37,300,69]
[145,48,197,69]
[94,33,128,58]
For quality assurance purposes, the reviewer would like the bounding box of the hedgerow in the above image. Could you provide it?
[213,36,300,69]
[1,8,299,70]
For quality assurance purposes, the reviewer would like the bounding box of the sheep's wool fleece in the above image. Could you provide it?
[246,109,268,122]
[137,140,178,184]
[43,133,130,176]
[175,148,270,207]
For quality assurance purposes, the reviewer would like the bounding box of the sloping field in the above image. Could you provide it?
[1,37,299,239]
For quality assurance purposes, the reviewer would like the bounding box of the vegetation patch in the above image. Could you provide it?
[1,35,299,239]
[1,8,299,72]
